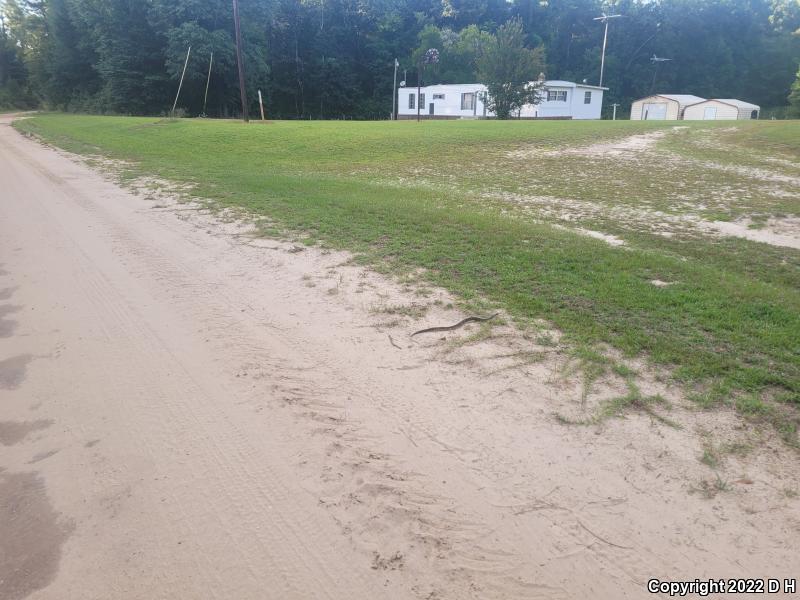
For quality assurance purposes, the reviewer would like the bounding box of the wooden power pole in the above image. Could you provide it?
[232,0,249,122]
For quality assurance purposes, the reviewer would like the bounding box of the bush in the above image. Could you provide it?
[0,79,37,110]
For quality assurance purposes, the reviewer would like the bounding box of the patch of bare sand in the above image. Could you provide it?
[551,223,626,246]
[496,191,800,250]
[699,217,800,250]
[650,279,677,287]
[507,128,682,160]
[700,161,800,187]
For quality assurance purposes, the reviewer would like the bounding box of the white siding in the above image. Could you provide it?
[683,100,739,120]
[522,86,603,119]
[396,81,604,119]
[739,107,758,119]
[683,99,760,120]
[717,99,760,119]
[397,84,488,118]
[630,94,706,120]
[630,96,680,120]
[572,88,604,119]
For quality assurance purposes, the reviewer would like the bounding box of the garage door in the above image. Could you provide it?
[703,106,717,120]
[642,102,667,120]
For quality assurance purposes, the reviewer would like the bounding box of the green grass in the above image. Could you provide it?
[15,114,800,440]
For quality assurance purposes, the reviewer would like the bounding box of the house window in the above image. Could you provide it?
[419,93,425,107]
[584,91,592,104]
[433,93,445,100]
[408,93,415,109]
[547,90,567,102]
[461,92,475,110]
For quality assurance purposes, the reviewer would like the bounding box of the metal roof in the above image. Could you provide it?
[651,94,706,105]
[397,83,485,90]
[398,80,608,91]
[708,98,760,110]
[546,80,609,91]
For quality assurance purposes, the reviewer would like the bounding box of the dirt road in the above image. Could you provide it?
[1,114,797,600]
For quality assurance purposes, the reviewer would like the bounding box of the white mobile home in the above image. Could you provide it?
[630,94,706,120]
[682,99,760,120]
[398,83,488,118]
[396,80,606,120]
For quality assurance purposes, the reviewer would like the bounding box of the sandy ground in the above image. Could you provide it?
[1,113,799,600]
[503,126,800,250]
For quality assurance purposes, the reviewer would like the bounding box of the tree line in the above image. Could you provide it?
[1,0,799,119]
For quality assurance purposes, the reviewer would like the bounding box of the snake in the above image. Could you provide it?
[410,313,499,338]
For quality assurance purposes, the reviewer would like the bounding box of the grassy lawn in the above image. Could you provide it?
[15,114,800,441]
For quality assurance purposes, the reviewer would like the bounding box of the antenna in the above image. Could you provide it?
[649,55,672,93]
[592,13,623,21]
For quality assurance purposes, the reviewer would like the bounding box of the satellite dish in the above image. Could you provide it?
[399,80,406,87]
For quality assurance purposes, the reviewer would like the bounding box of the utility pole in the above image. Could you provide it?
[391,58,399,120]
[232,0,249,122]
[611,103,620,120]
[649,55,672,94]
[593,13,621,88]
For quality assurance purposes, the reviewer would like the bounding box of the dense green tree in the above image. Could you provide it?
[38,0,99,109]
[0,0,42,107]
[411,23,492,85]
[476,17,545,118]
[147,0,271,117]
[789,65,800,116]
[0,5,28,106]
[64,0,169,113]
[1,0,799,117]
[770,0,800,33]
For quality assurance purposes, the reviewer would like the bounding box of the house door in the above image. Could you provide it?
[642,102,667,120]
[429,103,434,115]
[703,106,717,120]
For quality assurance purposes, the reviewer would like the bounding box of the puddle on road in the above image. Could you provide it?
[0,304,21,318]
[0,304,21,339]
[0,471,72,600]
[0,420,53,446]
[0,354,33,389]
